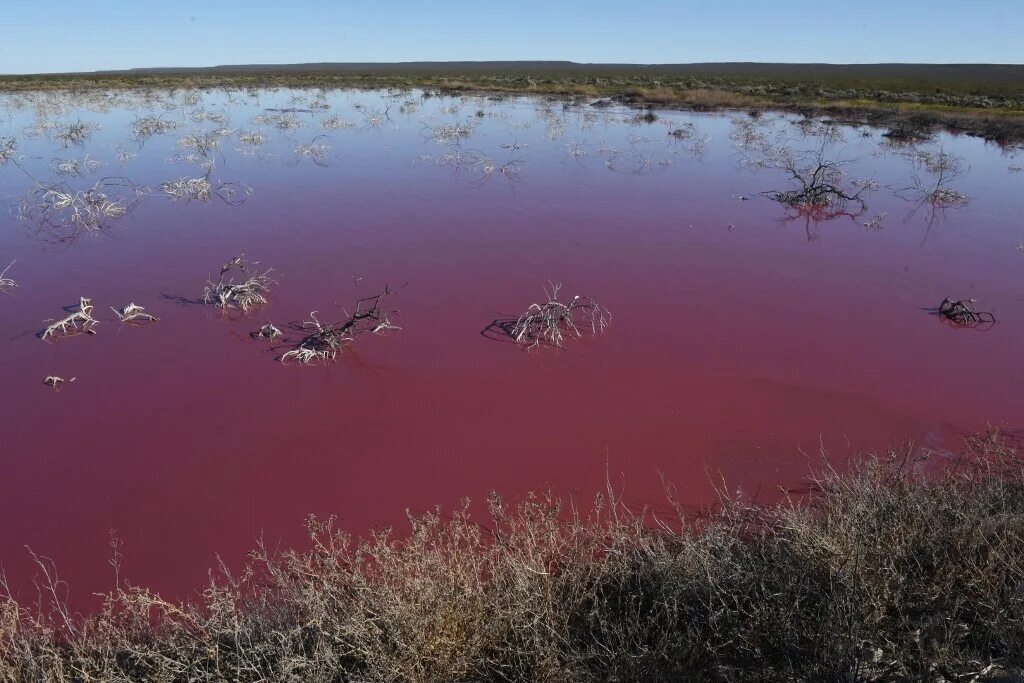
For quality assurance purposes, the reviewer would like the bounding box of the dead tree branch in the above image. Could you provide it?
[280,286,400,365]
[41,297,98,340]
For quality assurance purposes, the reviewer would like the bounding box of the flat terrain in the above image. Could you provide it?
[2,62,1023,141]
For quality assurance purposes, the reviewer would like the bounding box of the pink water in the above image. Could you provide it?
[0,89,1021,604]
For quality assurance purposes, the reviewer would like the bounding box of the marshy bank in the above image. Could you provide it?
[2,432,1022,682]
[3,63,1023,144]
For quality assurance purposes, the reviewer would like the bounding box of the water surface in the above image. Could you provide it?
[0,88,1021,602]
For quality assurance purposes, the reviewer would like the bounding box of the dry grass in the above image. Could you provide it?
[130,115,182,141]
[161,177,251,205]
[49,155,103,177]
[236,129,268,146]
[423,120,476,145]
[160,177,213,202]
[252,111,304,131]
[0,432,1021,681]
[321,114,356,130]
[53,121,98,146]
[651,87,758,109]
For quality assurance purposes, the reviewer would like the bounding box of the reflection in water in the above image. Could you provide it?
[897,148,973,236]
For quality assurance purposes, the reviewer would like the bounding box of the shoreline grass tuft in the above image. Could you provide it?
[1,432,1022,681]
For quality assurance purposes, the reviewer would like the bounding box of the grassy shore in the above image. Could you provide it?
[2,431,1022,682]
[2,63,1024,144]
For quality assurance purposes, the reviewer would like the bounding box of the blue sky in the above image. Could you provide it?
[2,0,1021,74]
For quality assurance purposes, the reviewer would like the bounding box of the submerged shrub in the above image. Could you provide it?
[202,253,276,312]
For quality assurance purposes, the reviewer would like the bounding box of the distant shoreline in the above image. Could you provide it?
[2,62,1023,143]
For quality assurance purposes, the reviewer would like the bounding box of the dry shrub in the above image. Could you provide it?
[1,433,1022,682]
[508,282,610,349]
[279,286,400,365]
[18,178,146,238]
[739,131,868,222]
[203,254,276,312]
